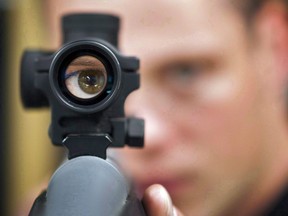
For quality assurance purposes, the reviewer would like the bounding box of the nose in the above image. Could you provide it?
[125,88,173,154]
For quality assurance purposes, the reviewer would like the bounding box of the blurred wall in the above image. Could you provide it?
[6,0,63,215]
[0,2,8,215]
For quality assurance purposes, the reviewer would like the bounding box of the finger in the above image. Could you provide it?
[142,184,174,216]
[173,206,185,216]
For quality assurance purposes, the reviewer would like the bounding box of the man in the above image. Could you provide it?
[41,0,288,215]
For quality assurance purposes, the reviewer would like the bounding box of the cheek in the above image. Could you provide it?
[178,67,267,170]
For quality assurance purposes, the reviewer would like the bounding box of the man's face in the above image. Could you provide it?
[47,0,287,215]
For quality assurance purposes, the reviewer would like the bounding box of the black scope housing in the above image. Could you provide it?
[62,14,120,46]
[21,14,144,158]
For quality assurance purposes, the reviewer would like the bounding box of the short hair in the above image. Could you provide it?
[233,0,288,20]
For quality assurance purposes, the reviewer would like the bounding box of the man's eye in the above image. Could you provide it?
[64,69,107,99]
[165,64,202,84]
[158,60,218,97]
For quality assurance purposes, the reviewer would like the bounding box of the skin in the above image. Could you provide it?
[43,0,288,215]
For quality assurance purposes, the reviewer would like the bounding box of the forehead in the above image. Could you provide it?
[117,0,242,51]
[49,0,238,34]
[47,0,246,57]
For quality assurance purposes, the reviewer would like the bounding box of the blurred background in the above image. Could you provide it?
[0,0,8,214]
[1,0,63,215]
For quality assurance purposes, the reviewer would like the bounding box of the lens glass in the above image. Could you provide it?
[64,55,107,99]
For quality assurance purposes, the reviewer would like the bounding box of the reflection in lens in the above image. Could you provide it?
[64,55,107,99]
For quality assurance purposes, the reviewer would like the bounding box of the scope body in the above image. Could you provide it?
[22,14,146,216]
[21,14,144,158]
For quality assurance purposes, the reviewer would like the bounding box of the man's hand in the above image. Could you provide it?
[142,184,184,216]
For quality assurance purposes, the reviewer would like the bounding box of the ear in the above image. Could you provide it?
[253,2,288,89]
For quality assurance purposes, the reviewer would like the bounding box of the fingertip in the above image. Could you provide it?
[142,184,174,216]
[173,206,184,216]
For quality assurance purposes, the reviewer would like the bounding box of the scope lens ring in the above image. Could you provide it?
[49,40,122,113]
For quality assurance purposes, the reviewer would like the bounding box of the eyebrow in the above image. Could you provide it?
[69,57,102,67]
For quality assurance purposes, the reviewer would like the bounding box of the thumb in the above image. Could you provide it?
[142,184,184,216]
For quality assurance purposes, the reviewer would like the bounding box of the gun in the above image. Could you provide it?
[21,13,146,216]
